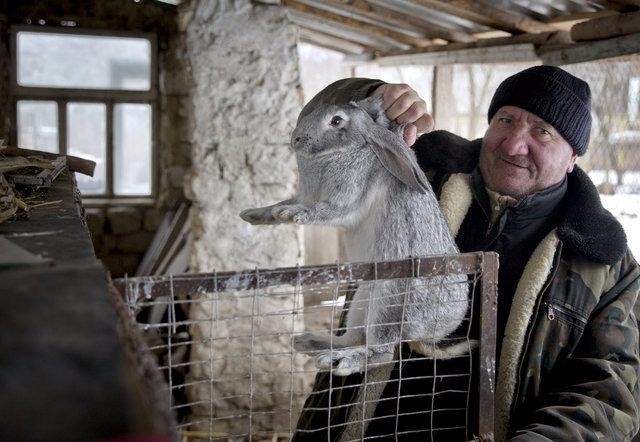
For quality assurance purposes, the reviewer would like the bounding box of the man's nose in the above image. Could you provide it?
[500,127,529,156]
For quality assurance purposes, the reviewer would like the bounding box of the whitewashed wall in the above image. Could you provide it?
[177,0,310,435]
[183,0,303,273]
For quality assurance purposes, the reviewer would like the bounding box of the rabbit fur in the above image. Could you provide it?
[240,95,470,376]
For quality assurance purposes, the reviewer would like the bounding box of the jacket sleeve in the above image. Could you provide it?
[298,78,385,123]
[509,253,640,441]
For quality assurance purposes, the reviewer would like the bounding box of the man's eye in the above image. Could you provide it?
[498,117,512,124]
[330,115,343,126]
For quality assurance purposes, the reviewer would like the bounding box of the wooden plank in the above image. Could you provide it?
[372,31,568,65]
[410,0,557,34]
[538,32,640,65]
[571,10,640,41]
[378,43,539,66]
[544,9,618,24]
[376,30,570,59]
[115,253,487,301]
[2,146,96,176]
[477,252,498,440]
[284,0,433,47]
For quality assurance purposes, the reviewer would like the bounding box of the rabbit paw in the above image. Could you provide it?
[239,207,279,225]
[271,204,310,224]
[314,347,373,375]
[292,333,330,352]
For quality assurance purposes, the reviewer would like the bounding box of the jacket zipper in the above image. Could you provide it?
[512,240,563,409]
[545,302,588,325]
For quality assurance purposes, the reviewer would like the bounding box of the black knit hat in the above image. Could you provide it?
[487,65,592,156]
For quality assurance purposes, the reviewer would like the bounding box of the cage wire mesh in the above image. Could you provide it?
[115,252,498,441]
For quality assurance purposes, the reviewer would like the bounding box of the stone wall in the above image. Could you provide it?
[86,206,161,277]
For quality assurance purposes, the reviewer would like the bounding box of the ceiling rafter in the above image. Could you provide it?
[283,0,434,47]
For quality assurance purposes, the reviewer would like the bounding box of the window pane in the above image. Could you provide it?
[114,104,152,195]
[17,100,58,153]
[67,103,106,195]
[17,32,151,90]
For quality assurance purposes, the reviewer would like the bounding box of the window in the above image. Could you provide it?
[11,27,157,201]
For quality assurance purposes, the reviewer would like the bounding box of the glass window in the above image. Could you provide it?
[67,103,107,195]
[113,103,152,195]
[17,100,58,153]
[17,32,151,90]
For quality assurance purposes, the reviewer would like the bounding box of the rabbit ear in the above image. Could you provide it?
[365,124,430,194]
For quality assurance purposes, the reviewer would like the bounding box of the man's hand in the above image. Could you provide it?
[372,83,434,146]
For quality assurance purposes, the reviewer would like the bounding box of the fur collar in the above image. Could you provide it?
[416,130,627,264]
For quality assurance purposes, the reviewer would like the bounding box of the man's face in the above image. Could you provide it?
[479,106,578,199]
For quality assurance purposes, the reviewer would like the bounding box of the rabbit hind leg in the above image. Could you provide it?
[292,330,363,352]
[314,345,395,376]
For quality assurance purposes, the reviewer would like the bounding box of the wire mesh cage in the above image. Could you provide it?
[114,252,498,441]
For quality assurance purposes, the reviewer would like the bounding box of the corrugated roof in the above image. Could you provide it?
[271,0,640,65]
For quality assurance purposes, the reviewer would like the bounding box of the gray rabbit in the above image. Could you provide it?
[240,95,470,376]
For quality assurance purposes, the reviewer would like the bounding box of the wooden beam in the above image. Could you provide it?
[409,0,558,34]
[571,10,640,41]
[378,43,539,65]
[377,30,571,58]
[538,32,640,65]
[283,0,433,48]
[544,9,618,24]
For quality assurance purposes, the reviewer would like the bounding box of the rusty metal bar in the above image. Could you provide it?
[113,252,487,303]
[477,251,498,440]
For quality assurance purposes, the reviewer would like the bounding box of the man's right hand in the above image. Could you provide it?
[372,83,434,146]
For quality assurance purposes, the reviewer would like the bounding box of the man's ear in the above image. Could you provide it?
[566,153,578,173]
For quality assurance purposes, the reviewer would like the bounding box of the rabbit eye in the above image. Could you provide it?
[330,115,343,126]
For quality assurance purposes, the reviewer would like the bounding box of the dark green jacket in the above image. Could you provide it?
[295,78,640,441]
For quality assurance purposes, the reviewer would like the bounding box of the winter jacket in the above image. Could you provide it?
[294,78,640,441]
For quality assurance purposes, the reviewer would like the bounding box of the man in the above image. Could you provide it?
[295,66,640,441]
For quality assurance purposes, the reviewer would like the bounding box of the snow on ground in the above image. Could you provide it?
[600,194,640,258]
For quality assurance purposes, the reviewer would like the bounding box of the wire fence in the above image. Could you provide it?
[114,252,498,441]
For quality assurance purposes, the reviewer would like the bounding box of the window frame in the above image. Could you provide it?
[9,25,159,206]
